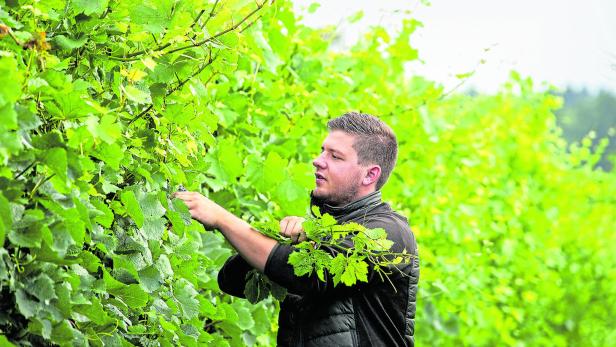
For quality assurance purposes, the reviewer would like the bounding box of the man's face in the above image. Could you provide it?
[312,130,365,206]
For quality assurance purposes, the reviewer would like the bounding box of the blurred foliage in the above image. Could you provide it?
[0,0,615,346]
[555,88,616,171]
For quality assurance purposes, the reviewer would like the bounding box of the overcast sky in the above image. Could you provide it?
[295,0,616,94]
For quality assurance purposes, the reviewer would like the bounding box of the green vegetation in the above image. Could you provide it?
[1,0,615,346]
[555,88,616,171]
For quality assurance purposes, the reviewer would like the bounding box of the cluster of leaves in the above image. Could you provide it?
[0,0,280,345]
[245,207,413,303]
[555,88,616,171]
[1,0,615,346]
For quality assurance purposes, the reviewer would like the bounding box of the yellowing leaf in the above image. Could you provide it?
[121,68,147,82]
[142,57,157,71]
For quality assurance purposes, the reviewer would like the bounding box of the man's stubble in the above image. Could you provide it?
[311,171,363,207]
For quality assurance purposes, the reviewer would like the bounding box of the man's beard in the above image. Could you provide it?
[311,182,360,208]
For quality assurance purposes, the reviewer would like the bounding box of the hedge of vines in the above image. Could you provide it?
[1,0,615,346]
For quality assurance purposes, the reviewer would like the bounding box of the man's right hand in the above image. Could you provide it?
[280,216,306,244]
[173,191,229,229]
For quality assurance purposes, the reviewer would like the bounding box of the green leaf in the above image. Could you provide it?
[218,303,238,323]
[321,213,337,227]
[45,147,68,182]
[249,306,270,336]
[455,71,474,79]
[121,190,144,228]
[348,257,369,284]
[78,251,102,273]
[53,35,88,50]
[87,115,122,144]
[26,274,57,302]
[138,265,161,292]
[50,321,76,345]
[174,279,199,319]
[166,198,192,235]
[0,193,12,245]
[288,250,313,277]
[73,0,109,15]
[131,4,171,34]
[92,142,124,170]
[73,297,112,324]
[231,301,254,330]
[244,270,269,304]
[28,317,53,340]
[216,138,244,180]
[347,10,364,23]
[156,254,174,279]
[109,284,148,308]
[47,222,75,257]
[136,192,167,240]
[138,192,166,218]
[50,90,96,119]
[16,104,42,130]
[15,289,40,318]
[0,56,23,109]
[328,254,346,287]
[124,85,151,104]
[140,217,166,240]
[246,151,287,192]
[0,334,17,346]
[307,2,320,13]
[270,281,287,301]
[8,224,42,248]
[91,198,114,228]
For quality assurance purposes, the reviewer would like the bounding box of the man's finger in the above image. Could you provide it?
[173,191,189,198]
[288,219,301,234]
[280,218,289,237]
[185,200,198,209]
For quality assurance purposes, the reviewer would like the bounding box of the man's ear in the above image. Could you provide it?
[363,165,381,186]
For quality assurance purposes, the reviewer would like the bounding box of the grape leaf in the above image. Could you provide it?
[73,0,109,15]
[121,190,144,228]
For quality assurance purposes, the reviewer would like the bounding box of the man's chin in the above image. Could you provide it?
[310,190,331,206]
[311,188,325,198]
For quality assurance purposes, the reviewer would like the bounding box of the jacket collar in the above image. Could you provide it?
[311,190,383,223]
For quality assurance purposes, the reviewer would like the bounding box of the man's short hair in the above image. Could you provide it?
[327,112,398,190]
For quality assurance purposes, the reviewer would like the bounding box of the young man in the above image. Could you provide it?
[174,112,419,346]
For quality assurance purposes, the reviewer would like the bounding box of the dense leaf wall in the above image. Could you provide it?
[1,0,615,346]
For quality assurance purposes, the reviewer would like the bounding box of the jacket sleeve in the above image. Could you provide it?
[263,242,347,297]
[263,217,416,297]
[217,254,254,298]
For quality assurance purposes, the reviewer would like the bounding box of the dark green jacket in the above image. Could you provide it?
[218,191,420,346]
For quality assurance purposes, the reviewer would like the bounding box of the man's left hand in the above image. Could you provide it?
[280,216,306,244]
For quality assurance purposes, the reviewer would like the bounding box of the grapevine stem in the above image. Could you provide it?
[21,50,35,92]
[128,55,218,125]
[28,174,55,199]
[6,26,23,46]
[14,160,37,179]
[162,3,265,57]
[204,320,220,330]
[201,0,220,30]
[110,0,265,61]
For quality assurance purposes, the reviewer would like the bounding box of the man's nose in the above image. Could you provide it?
[313,153,326,169]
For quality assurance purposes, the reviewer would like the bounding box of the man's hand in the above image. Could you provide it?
[280,216,306,244]
[173,191,229,228]
[173,191,277,272]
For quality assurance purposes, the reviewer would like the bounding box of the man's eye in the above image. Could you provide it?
[332,154,339,159]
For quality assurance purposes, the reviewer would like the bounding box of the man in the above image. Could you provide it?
[174,112,420,346]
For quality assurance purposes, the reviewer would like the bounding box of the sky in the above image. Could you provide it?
[294,0,616,94]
